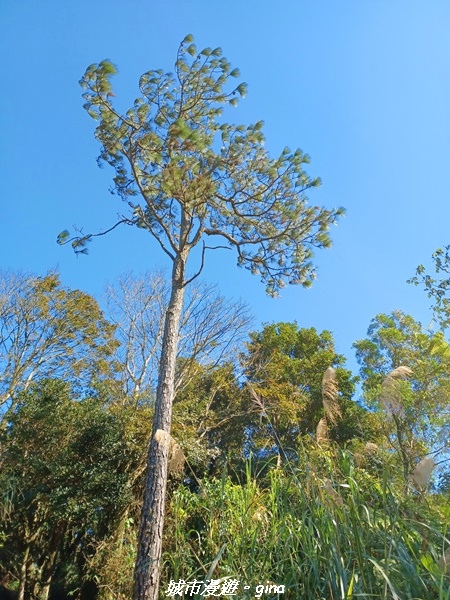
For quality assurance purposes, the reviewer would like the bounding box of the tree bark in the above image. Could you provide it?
[392,413,411,489]
[17,544,30,600]
[134,253,186,600]
[39,522,65,600]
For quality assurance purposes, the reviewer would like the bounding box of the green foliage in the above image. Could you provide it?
[408,245,450,331]
[2,296,450,598]
[0,379,149,597]
[172,363,248,478]
[354,310,450,482]
[67,36,346,597]
[0,271,118,414]
[163,451,450,599]
[242,322,363,459]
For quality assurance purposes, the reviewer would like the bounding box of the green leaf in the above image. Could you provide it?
[186,44,197,57]
[88,108,100,120]
[236,83,247,98]
[183,34,194,43]
[230,68,240,78]
[57,230,70,245]
[229,98,239,107]
[99,60,117,76]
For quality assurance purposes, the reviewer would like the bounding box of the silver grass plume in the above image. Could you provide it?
[387,366,413,380]
[322,366,341,426]
[246,381,266,422]
[410,457,435,491]
[355,442,379,467]
[381,366,413,415]
[364,442,379,455]
[252,505,268,523]
[154,429,185,477]
[323,478,344,508]
[316,417,329,445]
[438,547,450,574]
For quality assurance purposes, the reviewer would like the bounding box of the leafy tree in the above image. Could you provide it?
[354,310,450,482]
[171,362,249,479]
[243,322,360,461]
[0,271,117,417]
[61,35,344,599]
[0,379,148,599]
[408,245,450,330]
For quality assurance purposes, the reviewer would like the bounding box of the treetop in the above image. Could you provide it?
[61,35,345,296]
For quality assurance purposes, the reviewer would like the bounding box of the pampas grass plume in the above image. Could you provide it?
[322,367,341,426]
[364,442,379,454]
[316,417,329,445]
[381,365,413,415]
[323,478,344,508]
[438,546,450,574]
[410,457,435,490]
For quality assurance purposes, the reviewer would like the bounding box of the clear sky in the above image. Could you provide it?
[1,1,450,380]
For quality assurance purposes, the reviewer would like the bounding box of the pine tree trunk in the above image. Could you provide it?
[134,254,186,600]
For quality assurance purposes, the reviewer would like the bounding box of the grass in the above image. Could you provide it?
[162,449,450,599]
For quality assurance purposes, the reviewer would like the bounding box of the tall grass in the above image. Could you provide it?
[162,449,450,599]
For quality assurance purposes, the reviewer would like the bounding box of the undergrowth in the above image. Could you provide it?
[161,449,450,600]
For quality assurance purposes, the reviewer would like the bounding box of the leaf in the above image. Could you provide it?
[57,230,70,245]
[230,68,240,78]
[182,34,194,43]
[99,60,117,76]
[186,44,197,57]
[229,97,239,107]
[236,82,248,98]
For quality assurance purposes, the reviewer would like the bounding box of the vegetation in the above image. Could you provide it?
[59,34,344,600]
[1,266,450,599]
[2,36,450,600]
[164,452,450,600]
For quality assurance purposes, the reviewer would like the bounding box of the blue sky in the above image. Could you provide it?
[1,1,450,380]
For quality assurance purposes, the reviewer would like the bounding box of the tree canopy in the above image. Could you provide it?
[408,245,450,331]
[62,34,344,296]
[243,322,361,459]
[0,271,116,416]
[354,310,450,481]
